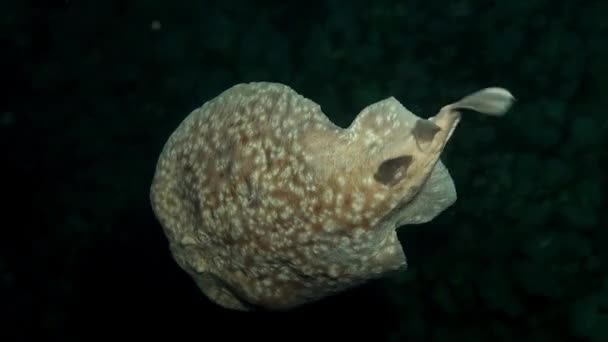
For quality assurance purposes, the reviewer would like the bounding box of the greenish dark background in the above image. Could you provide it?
[2,0,607,341]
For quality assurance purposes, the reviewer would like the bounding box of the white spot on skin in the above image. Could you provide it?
[323,189,333,204]
[328,264,340,278]
[322,219,338,233]
[336,193,344,207]
[375,114,384,126]
[277,272,291,281]
[337,176,346,187]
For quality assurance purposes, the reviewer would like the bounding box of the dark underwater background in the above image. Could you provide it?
[2,0,607,341]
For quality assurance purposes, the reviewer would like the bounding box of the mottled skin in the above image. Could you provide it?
[150,82,513,311]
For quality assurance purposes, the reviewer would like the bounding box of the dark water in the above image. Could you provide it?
[2,0,607,341]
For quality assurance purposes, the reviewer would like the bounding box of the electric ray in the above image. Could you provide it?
[149,82,514,311]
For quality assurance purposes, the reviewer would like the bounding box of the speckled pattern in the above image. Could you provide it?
[149,82,513,310]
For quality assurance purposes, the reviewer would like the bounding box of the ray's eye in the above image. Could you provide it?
[374,155,412,186]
